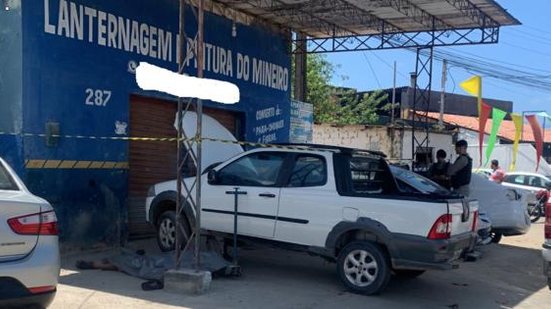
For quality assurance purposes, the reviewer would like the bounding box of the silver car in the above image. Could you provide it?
[0,158,60,308]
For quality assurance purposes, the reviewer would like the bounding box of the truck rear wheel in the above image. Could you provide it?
[336,241,391,295]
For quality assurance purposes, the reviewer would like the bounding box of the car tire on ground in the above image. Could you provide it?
[156,210,190,252]
[336,241,391,295]
[490,231,502,244]
[393,269,425,278]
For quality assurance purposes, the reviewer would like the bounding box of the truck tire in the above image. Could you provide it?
[156,210,190,252]
[336,241,391,295]
[490,231,502,244]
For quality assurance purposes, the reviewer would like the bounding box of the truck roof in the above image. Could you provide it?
[275,143,387,158]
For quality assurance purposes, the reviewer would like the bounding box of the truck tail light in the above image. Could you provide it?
[28,285,56,294]
[8,210,58,235]
[428,214,452,240]
[471,210,479,232]
[545,202,551,240]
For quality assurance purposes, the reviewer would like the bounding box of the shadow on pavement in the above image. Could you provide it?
[55,239,550,308]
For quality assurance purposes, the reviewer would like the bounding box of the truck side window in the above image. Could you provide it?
[288,155,327,187]
[348,156,394,195]
[217,152,286,187]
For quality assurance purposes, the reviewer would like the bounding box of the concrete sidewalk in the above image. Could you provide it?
[51,224,550,309]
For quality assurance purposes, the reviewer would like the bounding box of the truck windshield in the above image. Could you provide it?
[0,162,18,190]
[390,165,450,195]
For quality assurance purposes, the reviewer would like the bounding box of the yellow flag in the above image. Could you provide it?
[509,113,523,171]
[460,75,482,114]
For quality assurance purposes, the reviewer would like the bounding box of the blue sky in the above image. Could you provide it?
[326,0,551,114]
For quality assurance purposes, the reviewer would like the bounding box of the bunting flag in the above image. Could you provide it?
[459,75,482,114]
[485,108,507,166]
[509,113,523,171]
[526,114,544,171]
[478,102,492,166]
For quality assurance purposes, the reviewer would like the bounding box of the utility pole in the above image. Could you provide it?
[391,61,396,124]
[439,59,447,128]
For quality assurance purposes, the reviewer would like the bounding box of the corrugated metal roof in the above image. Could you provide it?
[213,0,520,38]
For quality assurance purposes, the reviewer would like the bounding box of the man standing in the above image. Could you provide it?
[427,149,451,188]
[448,140,472,197]
[489,159,506,184]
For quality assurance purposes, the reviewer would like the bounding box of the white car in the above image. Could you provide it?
[469,174,530,243]
[0,158,60,308]
[502,172,551,204]
[146,145,478,295]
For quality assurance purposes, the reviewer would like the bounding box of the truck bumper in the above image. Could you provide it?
[391,232,474,271]
[543,243,551,289]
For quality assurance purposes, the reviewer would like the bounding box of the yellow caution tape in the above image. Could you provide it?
[25,160,129,169]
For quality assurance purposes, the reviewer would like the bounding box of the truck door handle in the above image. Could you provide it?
[259,193,276,198]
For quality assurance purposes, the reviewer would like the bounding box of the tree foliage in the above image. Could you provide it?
[298,54,389,125]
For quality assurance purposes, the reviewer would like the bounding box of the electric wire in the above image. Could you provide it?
[362,52,382,88]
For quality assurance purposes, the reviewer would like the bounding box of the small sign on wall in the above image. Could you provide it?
[290,100,313,143]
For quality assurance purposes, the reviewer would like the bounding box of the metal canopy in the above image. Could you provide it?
[213,0,519,52]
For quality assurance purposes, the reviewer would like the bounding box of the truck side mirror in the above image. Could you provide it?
[208,170,218,184]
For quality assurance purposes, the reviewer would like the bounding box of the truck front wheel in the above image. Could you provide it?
[156,210,190,252]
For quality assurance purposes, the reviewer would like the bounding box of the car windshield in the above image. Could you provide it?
[389,165,450,195]
[0,161,18,190]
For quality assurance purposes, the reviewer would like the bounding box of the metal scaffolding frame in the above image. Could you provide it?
[411,47,434,170]
[175,0,205,270]
[290,26,499,54]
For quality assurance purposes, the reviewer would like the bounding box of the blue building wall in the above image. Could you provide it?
[0,2,25,176]
[13,0,291,245]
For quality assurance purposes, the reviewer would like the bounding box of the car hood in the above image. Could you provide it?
[175,111,243,173]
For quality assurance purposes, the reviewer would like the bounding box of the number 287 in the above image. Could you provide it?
[85,89,111,107]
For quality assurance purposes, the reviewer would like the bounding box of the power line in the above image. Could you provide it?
[369,52,409,79]
[502,42,551,58]
[362,52,382,88]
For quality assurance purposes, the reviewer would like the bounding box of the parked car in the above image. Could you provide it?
[473,168,492,178]
[146,145,478,295]
[394,167,530,244]
[502,172,551,205]
[0,158,59,308]
[469,174,530,243]
[543,198,551,289]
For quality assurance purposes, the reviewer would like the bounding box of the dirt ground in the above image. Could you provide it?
[51,221,550,309]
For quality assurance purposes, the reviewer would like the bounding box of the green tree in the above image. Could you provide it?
[294,54,389,125]
[334,89,389,125]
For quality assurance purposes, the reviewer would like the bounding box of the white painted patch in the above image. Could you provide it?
[115,121,127,135]
[135,62,240,104]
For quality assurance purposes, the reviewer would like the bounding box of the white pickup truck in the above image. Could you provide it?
[145,144,478,295]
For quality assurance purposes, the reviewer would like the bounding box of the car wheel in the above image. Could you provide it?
[490,231,502,244]
[527,202,544,223]
[157,210,189,252]
[393,269,425,279]
[336,241,391,295]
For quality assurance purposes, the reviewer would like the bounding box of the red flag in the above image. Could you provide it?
[526,114,544,171]
[479,101,492,166]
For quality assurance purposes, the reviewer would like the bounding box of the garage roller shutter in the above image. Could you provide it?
[128,95,238,238]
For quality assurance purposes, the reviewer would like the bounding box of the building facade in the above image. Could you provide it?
[1,0,292,244]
